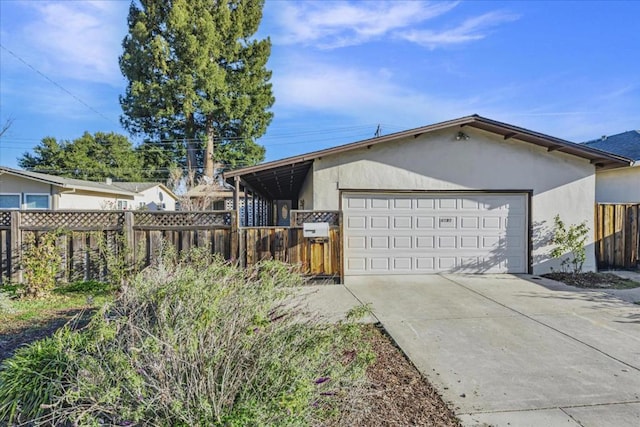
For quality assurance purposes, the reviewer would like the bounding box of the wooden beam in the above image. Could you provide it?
[413,133,423,139]
[504,132,518,140]
[547,145,564,152]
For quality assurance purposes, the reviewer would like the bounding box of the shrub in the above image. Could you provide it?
[0,248,373,425]
[550,214,589,273]
[21,231,63,298]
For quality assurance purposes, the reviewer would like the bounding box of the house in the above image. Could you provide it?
[583,131,640,203]
[0,166,177,210]
[224,115,631,277]
[185,182,237,211]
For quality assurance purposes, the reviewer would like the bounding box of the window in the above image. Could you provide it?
[117,200,128,210]
[24,194,50,210]
[0,194,20,209]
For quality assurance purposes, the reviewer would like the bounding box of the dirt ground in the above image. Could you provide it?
[337,325,461,427]
[543,271,640,289]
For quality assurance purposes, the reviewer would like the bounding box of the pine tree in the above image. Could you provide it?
[119,0,274,179]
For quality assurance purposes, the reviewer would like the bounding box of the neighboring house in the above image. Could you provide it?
[185,182,237,211]
[225,115,631,277]
[0,166,177,210]
[110,181,177,211]
[583,131,640,203]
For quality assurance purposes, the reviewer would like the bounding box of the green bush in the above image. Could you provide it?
[0,248,373,425]
[550,214,589,274]
[21,231,63,298]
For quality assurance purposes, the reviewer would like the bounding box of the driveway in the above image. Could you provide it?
[343,274,640,426]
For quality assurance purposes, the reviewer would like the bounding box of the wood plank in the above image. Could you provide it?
[310,240,323,275]
[603,204,614,268]
[614,204,625,267]
[630,205,639,268]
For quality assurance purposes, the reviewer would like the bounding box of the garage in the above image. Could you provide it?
[343,192,528,275]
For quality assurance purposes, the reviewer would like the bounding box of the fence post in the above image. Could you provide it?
[124,211,134,266]
[10,211,22,283]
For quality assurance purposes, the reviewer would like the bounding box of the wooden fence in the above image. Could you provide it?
[594,203,640,269]
[0,210,341,284]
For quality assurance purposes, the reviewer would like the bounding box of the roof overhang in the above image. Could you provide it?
[225,115,633,200]
[0,167,136,197]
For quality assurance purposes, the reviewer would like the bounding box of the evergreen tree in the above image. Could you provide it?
[119,0,274,178]
[19,132,146,181]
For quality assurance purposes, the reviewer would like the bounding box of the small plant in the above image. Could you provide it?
[550,214,589,274]
[21,231,63,298]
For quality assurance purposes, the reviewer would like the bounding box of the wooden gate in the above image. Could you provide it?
[238,227,341,278]
[594,204,640,269]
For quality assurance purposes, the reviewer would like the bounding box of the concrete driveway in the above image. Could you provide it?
[342,274,640,427]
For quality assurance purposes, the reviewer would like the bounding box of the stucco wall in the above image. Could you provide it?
[595,165,640,203]
[311,127,597,274]
[298,168,314,210]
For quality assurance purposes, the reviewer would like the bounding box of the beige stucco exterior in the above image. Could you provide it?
[595,164,640,203]
[307,127,597,274]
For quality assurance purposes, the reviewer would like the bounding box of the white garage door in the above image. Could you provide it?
[343,193,528,275]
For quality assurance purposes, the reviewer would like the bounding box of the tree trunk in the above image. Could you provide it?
[204,123,215,179]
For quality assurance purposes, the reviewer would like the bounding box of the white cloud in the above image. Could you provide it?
[275,1,459,48]
[21,1,129,86]
[398,11,520,49]
[272,59,484,126]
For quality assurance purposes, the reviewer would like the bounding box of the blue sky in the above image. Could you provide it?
[1,0,638,171]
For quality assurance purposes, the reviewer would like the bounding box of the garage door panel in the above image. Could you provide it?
[370,216,389,228]
[416,216,435,229]
[416,257,435,270]
[393,236,412,249]
[371,197,390,209]
[393,216,412,228]
[393,198,412,209]
[343,193,527,275]
[438,236,457,249]
[370,258,389,270]
[347,216,367,229]
[416,236,435,248]
[370,236,389,249]
[394,258,412,270]
[460,217,479,229]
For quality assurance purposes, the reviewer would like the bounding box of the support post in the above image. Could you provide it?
[10,211,22,283]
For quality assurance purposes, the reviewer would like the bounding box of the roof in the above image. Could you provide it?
[583,131,640,161]
[0,166,177,199]
[185,183,242,199]
[112,182,179,200]
[224,115,633,200]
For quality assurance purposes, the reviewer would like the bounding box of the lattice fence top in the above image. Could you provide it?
[0,211,11,228]
[21,211,125,230]
[133,211,233,228]
[292,210,340,227]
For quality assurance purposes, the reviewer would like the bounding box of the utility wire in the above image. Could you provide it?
[0,43,119,126]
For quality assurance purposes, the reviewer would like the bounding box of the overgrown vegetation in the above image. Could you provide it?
[21,231,63,298]
[550,214,589,274]
[0,248,373,425]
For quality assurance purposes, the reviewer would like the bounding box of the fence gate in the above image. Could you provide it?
[594,204,640,269]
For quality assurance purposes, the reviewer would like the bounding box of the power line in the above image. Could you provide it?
[0,43,119,126]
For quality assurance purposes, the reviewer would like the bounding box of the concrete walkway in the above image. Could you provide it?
[306,275,640,426]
